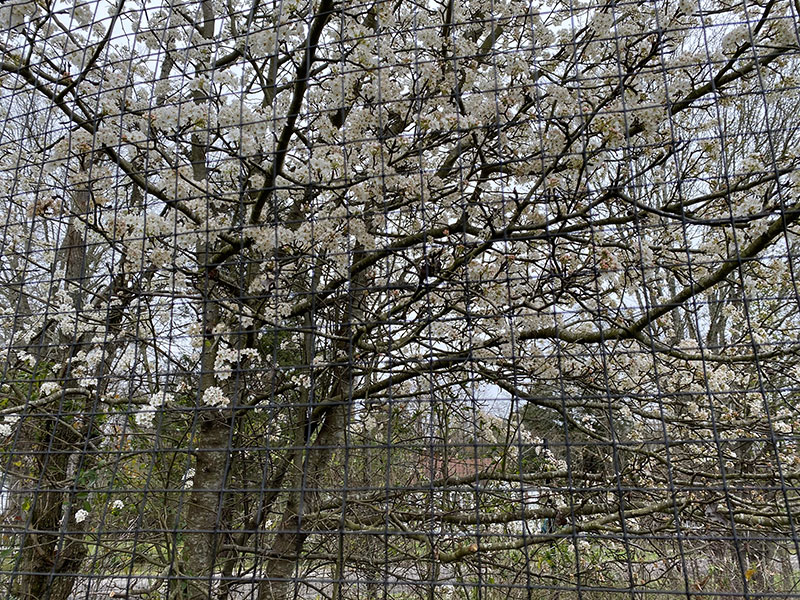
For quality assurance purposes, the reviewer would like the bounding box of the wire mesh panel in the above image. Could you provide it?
[1,0,800,599]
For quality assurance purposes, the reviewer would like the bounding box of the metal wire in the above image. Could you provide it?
[1,0,800,599]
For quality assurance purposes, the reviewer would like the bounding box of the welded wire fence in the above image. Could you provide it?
[1,0,800,599]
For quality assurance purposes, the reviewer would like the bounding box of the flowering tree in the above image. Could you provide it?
[1,0,800,599]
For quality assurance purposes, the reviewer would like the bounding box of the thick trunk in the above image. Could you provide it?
[15,406,87,600]
[180,261,227,600]
[181,412,230,600]
[178,11,233,590]
[258,402,345,600]
[259,513,308,600]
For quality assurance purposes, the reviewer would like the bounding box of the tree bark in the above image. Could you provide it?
[258,403,345,600]
[15,397,88,600]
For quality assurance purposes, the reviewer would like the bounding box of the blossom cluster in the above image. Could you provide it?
[202,386,230,408]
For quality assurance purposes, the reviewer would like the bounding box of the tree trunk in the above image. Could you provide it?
[179,251,227,600]
[258,402,345,600]
[178,7,231,590]
[15,404,88,600]
[181,412,230,600]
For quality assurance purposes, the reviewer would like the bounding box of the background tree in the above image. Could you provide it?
[1,0,800,599]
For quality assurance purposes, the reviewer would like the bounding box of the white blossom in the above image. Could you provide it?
[74,509,89,523]
[135,409,156,429]
[203,386,229,408]
[39,381,61,396]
